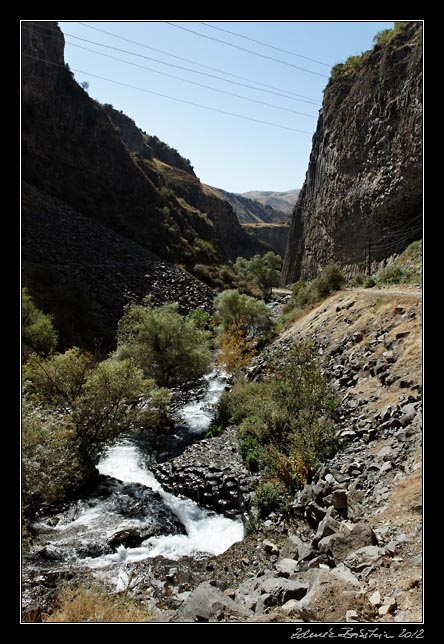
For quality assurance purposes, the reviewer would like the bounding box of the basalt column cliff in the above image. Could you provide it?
[282,22,422,283]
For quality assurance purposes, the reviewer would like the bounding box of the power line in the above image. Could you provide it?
[22,53,314,134]
[78,21,322,105]
[199,22,331,68]
[64,41,318,119]
[27,22,320,107]
[165,22,330,79]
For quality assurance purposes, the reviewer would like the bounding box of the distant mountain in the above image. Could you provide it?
[241,190,300,217]
[207,186,299,225]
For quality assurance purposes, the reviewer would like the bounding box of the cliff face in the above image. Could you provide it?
[282,22,422,283]
[103,103,263,262]
[242,224,289,258]
[21,21,263,346]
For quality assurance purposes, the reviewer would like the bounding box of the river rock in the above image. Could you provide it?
[154,428,255,517]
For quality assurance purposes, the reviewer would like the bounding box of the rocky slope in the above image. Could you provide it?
[22,182,214,349]
[242,223,290,258]
[135,287,422,623]
[102,104,264,262]
[208,186,291,224]
[282,22,422,283]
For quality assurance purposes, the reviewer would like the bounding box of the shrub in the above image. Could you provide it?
[233,251,282,300]
[253,481,283,518]
[213,290,272,339]
[216,321,257,374]
[22,287,58,355]
[22,349,169,476]
[376,263,413,285]
[373,28,392,46]
[312,263,345,298]
[226,343,339,490]
[115,298,212,387]
[22,399,83,513]
[331,53,366,80]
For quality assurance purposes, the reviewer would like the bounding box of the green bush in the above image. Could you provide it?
[373,28,392,46]
[312,263,345,298]
[22,288,58,355]
[253,481,283,518]
[331,53,366,80]
[23,349,170,475]
[115,298,212,387]
[213,290,272,340]
[225,343,339,490]
[22,399,83,513]
[233,251,282,300]
[376,263,413,285]
[278,264,345,330]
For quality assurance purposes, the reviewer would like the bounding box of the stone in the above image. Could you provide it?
[259,578,309,605]
[281,599,302,615]
[369,590,382,607]
[332,489,348,511]
[322,523,378,564]
[378,597,397,616]
[298,569,375,622]
[312,507,341,546]
[224,589,236,599]
[346,610,359,622]
[345,545,384,571]
[281,535,314,562]
[263,540,280,556]
[176,581,248,622]
[275,558,299,578]
[108,528,145,551]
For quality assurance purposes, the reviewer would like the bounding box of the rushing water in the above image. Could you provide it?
[29,369,243,580]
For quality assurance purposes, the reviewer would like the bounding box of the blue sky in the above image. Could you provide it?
[59,21,394,193]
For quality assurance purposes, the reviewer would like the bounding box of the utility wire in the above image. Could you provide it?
[64,41,318,119]
[199,21,331,68]
[27,22,321,106]
[22,53,314,134]
[165,22,330,79]
[77,21,322,104]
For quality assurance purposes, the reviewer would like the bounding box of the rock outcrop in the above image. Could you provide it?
[154,428,256,518]
[282,22,422,283]
[242,223,289,258]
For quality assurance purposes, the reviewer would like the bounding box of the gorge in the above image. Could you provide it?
[21,19,423,625]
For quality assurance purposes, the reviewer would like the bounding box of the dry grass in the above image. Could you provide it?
[44,580,151,623]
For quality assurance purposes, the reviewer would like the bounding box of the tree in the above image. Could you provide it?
[80,81,89,91]
[115,298,212,387]
[22,348,169,473]
[213,290,272,339]
[217,320,257,374]
[22,287,58,356]
[234,251,282,299]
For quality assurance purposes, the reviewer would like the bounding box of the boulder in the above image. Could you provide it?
[176,581,249,622]
[275,558,299,578]
[281,534,314,562]
[344,545,384,571]
[318,522,378,563]
[258,577,309,609]
[298,569,375,622]
[108,528,145,551]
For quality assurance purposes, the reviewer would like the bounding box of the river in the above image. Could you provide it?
[25,369,244,591]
